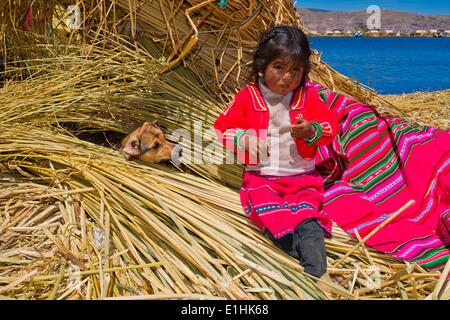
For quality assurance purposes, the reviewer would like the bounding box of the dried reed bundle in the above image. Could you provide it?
[0,2,448,300]
[0,124,331,300]
[1,125,446,300]
[0,32,244,191]
[0,0,299,96]
[3,0,443,129]
[0,32,219,130]
[109,0,299,96]
[382,89,450,130]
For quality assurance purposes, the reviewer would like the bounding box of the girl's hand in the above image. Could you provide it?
[290,116,316,140]
[240,134,270,160]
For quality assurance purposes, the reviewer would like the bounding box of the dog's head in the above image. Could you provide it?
[120,120,180,163]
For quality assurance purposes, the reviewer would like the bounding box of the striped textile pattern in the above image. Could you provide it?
[307,82,450,273]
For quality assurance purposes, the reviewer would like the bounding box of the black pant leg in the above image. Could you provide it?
[267,231,301,260]
[294,219,327,279]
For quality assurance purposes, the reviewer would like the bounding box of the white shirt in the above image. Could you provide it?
[245,80,316,176]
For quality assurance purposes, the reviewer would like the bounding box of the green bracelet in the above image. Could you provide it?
[234,130,249,150]
[305,121,322,146]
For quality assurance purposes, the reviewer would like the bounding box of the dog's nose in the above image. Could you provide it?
[171,144,183,164]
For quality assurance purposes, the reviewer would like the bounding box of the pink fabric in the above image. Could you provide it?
[240,170,332,239]
[305,80,450,274]
[21,8,33,30]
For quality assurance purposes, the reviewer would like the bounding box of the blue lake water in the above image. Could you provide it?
[309,37,450,94]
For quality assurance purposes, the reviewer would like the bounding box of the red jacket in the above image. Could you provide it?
[214,83,339,165]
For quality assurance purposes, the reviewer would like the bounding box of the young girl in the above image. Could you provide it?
[214,25,339,282]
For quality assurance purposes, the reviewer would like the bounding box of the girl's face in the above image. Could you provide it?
[263,55,303,95]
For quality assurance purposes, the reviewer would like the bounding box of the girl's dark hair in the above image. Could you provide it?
[249,25,312,87]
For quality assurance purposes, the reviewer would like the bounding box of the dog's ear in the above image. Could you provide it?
[141,122,152,129]
[151,120,160,129]
[120,137,140,159]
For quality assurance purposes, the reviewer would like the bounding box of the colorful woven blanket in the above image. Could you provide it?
[308,82,450,273]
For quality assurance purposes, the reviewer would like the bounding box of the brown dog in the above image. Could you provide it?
[120,120,180,163]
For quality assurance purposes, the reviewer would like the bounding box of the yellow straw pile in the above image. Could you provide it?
[0,1,448,300]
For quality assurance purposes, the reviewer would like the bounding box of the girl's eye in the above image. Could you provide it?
[152,142,161,149]
[273,65,283,70]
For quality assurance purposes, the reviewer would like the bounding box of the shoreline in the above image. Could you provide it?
[380,88,450,98]
[381,88,450,105]
[380,89,449,129]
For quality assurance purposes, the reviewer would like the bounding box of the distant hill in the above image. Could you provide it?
[297,8,450,33]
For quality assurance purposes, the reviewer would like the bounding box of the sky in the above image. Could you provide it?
[294,0,450,15]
